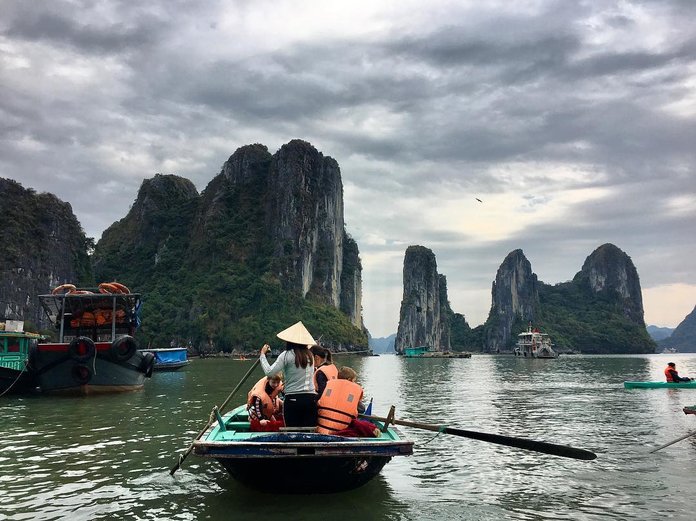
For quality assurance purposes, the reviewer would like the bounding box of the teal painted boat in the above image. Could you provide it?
[193,404,413,493]
[624,381,696,389]
[0,323,42,395]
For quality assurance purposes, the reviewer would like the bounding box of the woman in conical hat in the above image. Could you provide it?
[260,321,317,427]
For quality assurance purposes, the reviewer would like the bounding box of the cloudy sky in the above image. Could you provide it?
[2,0,695,337]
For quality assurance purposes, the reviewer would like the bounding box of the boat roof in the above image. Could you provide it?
[38,292,141,326]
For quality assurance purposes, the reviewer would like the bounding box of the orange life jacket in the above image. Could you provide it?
[313,363,338,391]
[317,379,363,435]
[247,377,284,419]
[665,366,676,382]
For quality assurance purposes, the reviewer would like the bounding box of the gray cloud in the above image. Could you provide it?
[1,0,694,334]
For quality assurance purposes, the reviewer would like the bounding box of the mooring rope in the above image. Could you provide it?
[0,359,28,398]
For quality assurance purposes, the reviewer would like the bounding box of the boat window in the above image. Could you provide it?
[8,341,20,352]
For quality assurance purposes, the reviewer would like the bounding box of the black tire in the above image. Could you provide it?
[110,335,137,362]
[69,337,96,362]
[140,352,155,377]
[71,364,92,385]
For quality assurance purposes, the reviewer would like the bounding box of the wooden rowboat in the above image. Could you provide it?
[192,405,413,493]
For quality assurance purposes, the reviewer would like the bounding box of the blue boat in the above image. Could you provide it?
[192,405,413,493]
[139,347,189,371]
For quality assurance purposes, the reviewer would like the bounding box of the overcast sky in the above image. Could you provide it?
[2,0,695,337]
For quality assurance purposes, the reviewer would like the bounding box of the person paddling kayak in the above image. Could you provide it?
[665,362,691,383]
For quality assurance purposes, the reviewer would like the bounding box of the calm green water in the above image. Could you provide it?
[2,354,696,520]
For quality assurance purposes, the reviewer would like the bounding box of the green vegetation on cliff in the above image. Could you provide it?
[92,153,367,352]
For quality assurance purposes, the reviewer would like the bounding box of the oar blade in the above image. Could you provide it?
[444,427,597,460]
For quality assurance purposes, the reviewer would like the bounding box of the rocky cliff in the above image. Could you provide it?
[482,243,654,353]
[659,306,696,352]
[574,243,644,323]
[394,245,451,353]
[484,249,538,352]
[0,178,92,330]
[92,140,366,350]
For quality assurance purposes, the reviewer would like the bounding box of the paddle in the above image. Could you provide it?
[361,413,597,461]
[169,358,261,475]
[649,429,696,453]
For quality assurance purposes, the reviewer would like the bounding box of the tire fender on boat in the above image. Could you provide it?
[140,352,155,377]
[69,336,96,362]
[71,364,92,385]
[110,335,137,362]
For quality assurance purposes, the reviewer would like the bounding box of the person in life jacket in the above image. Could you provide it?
[310,344,338,398]
[317,366,380,437]
[665,362,692,383]
[247,373,284,431]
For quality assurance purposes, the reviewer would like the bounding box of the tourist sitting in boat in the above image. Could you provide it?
[259,321,317,428]
[247,373,285,432]
[318,366,380,438]
[310,344,337,398]
[665,362,692,383]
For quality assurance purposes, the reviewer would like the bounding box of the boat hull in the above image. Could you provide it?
[139,348,189,371]
[624,381,696,389]
[31,343,152,395]
[216,452,392,493]
[0,367,38,395]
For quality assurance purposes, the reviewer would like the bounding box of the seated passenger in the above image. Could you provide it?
[247,373,284,431]
[665,362,691,382]
[317,366,380,437]
[310,344,338,398]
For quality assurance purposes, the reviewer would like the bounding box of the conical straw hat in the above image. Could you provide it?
[276,321,315,345]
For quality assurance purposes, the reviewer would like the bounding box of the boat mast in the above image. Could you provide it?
[58,295,65,343]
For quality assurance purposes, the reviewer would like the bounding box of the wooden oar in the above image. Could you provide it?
[169,358,261,475]
[649,429,696,453]
[361,413,597,461]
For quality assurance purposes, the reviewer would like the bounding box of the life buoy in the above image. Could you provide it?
[68,290,94,295]
[98,282,120,294]
[52,284,76,295]
[108,282,130,294]
[71,364,92,385]
[69,337,96,362]
[140,352,155,377]
[110,335,137,362]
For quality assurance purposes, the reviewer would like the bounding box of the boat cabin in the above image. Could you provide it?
[38,291,141,343]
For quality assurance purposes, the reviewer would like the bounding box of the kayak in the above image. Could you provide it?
[624,381,696,389]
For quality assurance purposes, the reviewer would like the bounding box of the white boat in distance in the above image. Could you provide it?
[514,325,558,359]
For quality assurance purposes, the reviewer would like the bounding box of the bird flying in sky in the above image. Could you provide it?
[475,198,483,203]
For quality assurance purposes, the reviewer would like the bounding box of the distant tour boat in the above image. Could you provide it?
[31,283,155,395]
[0,321,41,395]
[514,325,558,359]
[661,347,677,354]
[139,347,189,371]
